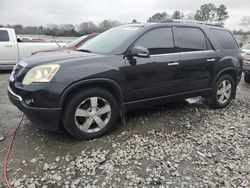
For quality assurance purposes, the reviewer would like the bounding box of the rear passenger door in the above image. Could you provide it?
[174,27,215,92]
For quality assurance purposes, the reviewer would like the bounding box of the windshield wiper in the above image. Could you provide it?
[77,49,92,53]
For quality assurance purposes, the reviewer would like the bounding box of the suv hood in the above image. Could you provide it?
[22,50,103,68]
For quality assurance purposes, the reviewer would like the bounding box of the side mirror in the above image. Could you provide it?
[128,46,150,58]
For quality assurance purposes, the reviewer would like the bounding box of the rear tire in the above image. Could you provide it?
[207,74,235,109]
[62,88,118,140]
[244,73,250,84]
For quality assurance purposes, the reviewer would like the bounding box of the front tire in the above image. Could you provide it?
[244,73,250,84]
[207,74,235,109]
[63,88,118,140]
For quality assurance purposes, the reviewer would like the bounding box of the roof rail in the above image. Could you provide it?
[173,19,224,27]
[160,19,223,27]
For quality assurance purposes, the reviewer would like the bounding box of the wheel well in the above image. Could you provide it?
[60,82,123,115]
[213,69,238,99]
[216,69,237,84]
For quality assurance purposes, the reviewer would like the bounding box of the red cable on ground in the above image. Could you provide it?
[3,113,24,188]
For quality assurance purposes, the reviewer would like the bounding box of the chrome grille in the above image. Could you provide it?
[9,61,26,81]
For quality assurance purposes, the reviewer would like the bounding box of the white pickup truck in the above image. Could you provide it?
[0,28,65,69]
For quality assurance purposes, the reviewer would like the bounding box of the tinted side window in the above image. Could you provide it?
[135,28,174,55]
[0,30,10,42]
[176,27,208,52]
[211,29,238,49]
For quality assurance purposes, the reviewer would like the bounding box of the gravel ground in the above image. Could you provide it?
[0,72,250,188]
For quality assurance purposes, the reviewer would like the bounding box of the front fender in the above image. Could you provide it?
[58,78,124,109]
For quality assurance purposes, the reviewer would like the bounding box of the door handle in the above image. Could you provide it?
[5,45,13,47]
[168,62,179,66]
[206,58,215,62]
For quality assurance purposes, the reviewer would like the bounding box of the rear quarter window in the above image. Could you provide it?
[0,30,10,42]
[210,29,238,50]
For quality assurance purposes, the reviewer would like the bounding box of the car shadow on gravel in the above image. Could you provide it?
[112,97,209,133]
[20,120,77,142]
[19,97,209,143]
[125,98,207,118]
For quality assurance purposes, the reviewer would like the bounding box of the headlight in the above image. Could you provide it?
[22,64,60,85]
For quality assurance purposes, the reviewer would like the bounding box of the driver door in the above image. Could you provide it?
[124,27,181,102]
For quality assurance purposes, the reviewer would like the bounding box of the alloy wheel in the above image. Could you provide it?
[216,80,232,104]
[74,97,111,133]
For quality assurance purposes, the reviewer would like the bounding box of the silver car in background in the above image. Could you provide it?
[242,44,250,83]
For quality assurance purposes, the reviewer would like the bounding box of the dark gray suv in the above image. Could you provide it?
[8,20,243,140]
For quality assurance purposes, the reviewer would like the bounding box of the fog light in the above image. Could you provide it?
[24,98,34,106]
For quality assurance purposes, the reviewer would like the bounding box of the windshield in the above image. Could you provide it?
[78,26,142,54]
[66,35,88,47]
[242,44,250,50]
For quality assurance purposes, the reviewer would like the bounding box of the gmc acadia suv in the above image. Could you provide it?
[8,20,243,140]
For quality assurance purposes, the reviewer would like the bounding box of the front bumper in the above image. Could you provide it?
[8,85,62,131]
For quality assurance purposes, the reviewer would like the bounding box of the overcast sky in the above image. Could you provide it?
[0,0,249,29]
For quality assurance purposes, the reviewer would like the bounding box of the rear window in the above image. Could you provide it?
[211,29,238,50]
[0,30,10,42]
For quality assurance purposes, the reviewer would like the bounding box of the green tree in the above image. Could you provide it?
[194,3,217,22]
[216,5,229,24]
[78,22,97,35]
[172,10,184,19]
[194,3,229,24]
[132,19,138,23]
[147,12,170,22]
[60,24,76,36]
[99,20,113,32]
[47,24,61,36]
